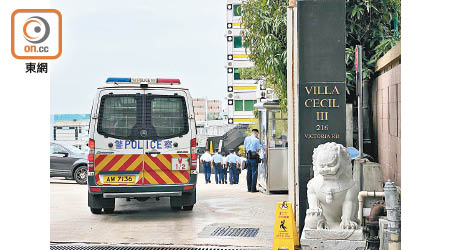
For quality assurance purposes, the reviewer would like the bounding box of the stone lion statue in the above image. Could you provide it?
[304,142,359,230]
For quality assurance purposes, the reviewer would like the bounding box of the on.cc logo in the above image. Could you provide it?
[11,9,62,59]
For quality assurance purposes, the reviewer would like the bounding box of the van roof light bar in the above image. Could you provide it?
[106,77,180,85]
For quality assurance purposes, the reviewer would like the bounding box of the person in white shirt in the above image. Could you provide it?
[200,151,213,184]
[212,150,224,184]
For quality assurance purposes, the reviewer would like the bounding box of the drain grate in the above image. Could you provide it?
[210,227,259,237]
[50,245,265,250]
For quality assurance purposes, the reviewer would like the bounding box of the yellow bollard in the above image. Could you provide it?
[273,201,299,250]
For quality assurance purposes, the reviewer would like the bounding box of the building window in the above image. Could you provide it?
[234,36,243,48]
[233,36,248,49]
[235,100,256,112]
[233,68,241,80]
[244,100,257,111]
[235,100,243,111]
[233,4,242,16]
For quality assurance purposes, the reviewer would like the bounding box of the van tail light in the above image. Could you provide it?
[190,138,197,170]
[191,153,197,170]
[90,187,101,193]
[88,139,95,172]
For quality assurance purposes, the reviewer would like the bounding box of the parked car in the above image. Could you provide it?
[50,142,88,184]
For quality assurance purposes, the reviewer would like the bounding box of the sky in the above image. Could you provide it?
[50,0,227,114]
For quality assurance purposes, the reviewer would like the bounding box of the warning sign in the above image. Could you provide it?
[273,201,299,250]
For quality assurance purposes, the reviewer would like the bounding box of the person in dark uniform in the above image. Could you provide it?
[226,149,240,185]
[244,128,261,192]
[212,150,224,184]
[221,152,228,184]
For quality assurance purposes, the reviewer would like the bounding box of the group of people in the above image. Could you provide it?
[199,148,242,185]
[199,128,261,193]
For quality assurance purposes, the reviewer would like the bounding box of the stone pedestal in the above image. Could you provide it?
[300,229,366,250]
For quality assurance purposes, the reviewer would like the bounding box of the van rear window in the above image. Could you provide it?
[148,97,189,139]
[97,95,140,139]
[98,94,189,140]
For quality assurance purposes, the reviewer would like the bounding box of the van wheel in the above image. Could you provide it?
[74,165,88,185]
[103,207,115,214]
[170,196,183,210]
[171,205,182,211]
[183,205,194,211]
[90,207,102,214]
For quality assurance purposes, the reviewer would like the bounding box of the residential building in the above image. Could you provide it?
[225,0,262,125]
[193,98,223,126]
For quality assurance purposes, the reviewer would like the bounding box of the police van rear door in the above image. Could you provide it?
[141,89,191,185]
[93,89,145,186]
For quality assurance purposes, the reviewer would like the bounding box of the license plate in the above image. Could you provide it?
[103,175,135,183]
[172,158,189,170]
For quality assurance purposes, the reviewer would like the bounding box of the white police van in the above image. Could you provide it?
[87,77,198,214]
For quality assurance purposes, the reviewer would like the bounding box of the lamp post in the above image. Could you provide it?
[355,45,364,158]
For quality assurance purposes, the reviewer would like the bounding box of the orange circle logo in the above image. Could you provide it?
[23,16,50,44]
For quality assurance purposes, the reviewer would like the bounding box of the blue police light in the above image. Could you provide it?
[106,77,131,83]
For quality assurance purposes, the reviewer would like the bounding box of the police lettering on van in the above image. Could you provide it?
[113,140,173,150]
[87,77,198,214]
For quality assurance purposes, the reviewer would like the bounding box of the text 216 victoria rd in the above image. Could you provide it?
[87,77,198,214]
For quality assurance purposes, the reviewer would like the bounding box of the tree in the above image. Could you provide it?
[241,0,401,108]
[241,0,288,110]
[345,0,401,101]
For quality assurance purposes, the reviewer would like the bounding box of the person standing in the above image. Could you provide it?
[221,152,228,184]
[212,150,224,184]
[226,149,240,185]
[244,128,261,192]
[200,151,213,184]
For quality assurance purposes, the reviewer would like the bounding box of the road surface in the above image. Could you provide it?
[50,170,288,248]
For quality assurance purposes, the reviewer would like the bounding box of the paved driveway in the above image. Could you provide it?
[50,170,288,248]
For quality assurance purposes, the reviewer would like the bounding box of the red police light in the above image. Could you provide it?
[157,78,180,84]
